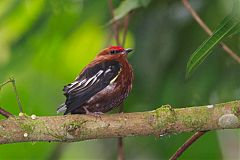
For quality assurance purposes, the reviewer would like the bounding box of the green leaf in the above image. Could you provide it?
[226,23,240,37]
[186,1,240,78]
[226,0,240,37]
[112,0,151,22]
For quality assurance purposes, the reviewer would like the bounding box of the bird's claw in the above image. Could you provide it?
[86,111,103,120]
[86,111,103,116]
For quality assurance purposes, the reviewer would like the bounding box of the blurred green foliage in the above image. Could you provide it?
[186,0,240,77]
[0,0,239,159]
[112,0,150,22]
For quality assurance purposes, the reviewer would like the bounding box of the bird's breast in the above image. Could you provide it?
[83,59,133,113]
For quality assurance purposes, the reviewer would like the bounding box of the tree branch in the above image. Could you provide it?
[0,100,239,145]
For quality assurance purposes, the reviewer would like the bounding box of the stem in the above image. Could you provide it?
[0,107,12,118]
[121,14,130,47]
[117,137,124,160]
[108,0,121,46]
[48,143,66,160]
[0,77,24,113]
[117,103,125,160]
[170,131,207,160]
[108,2,131,159]
[182,0,240,63]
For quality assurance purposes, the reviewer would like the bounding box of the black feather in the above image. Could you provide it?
[62,60,121,114]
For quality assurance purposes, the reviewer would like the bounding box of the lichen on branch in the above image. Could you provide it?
[0,100,239,144]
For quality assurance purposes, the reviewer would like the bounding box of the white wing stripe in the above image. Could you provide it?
[68,70,104,93]
[105,68,112,74]
[68,79,86,93]
[83,70,104,87]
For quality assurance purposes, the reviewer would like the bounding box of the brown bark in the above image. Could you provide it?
[0,100,239,144]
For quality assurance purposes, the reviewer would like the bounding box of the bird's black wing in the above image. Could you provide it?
[62,60,121,114]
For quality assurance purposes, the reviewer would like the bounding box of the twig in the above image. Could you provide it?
[108,0,121,46]
[0,77,24,113]
[117,137,124,160]
[121,14,130,47]
[48,143,66,160]
[118,103,125,160]
[0,100,239,145]
[105,30,114,47]
[117,12,130,160]
[182,0,240,63]
[173,1,240,158]
[108,1,124,158]
[0,107,12,118]
[117,14,130,153]
[170,131,207,160]
[108,2,131,159]
[171,1,240,159]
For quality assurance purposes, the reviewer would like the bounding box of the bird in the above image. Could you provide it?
[57,46,134,115]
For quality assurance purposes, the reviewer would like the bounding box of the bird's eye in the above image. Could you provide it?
[110,50,116,54]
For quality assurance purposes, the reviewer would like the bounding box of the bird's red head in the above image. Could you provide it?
[97,46,133,56]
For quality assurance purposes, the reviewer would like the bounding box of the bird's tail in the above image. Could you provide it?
[57,103,67,114]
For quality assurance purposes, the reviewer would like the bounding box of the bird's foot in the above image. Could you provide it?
[83,106,103,119]
[86,112,103,120]
[86,111,103,117]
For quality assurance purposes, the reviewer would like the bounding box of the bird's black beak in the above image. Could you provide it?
[125,48,133,54]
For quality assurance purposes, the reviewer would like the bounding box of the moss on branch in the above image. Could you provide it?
[0,100,239,144]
